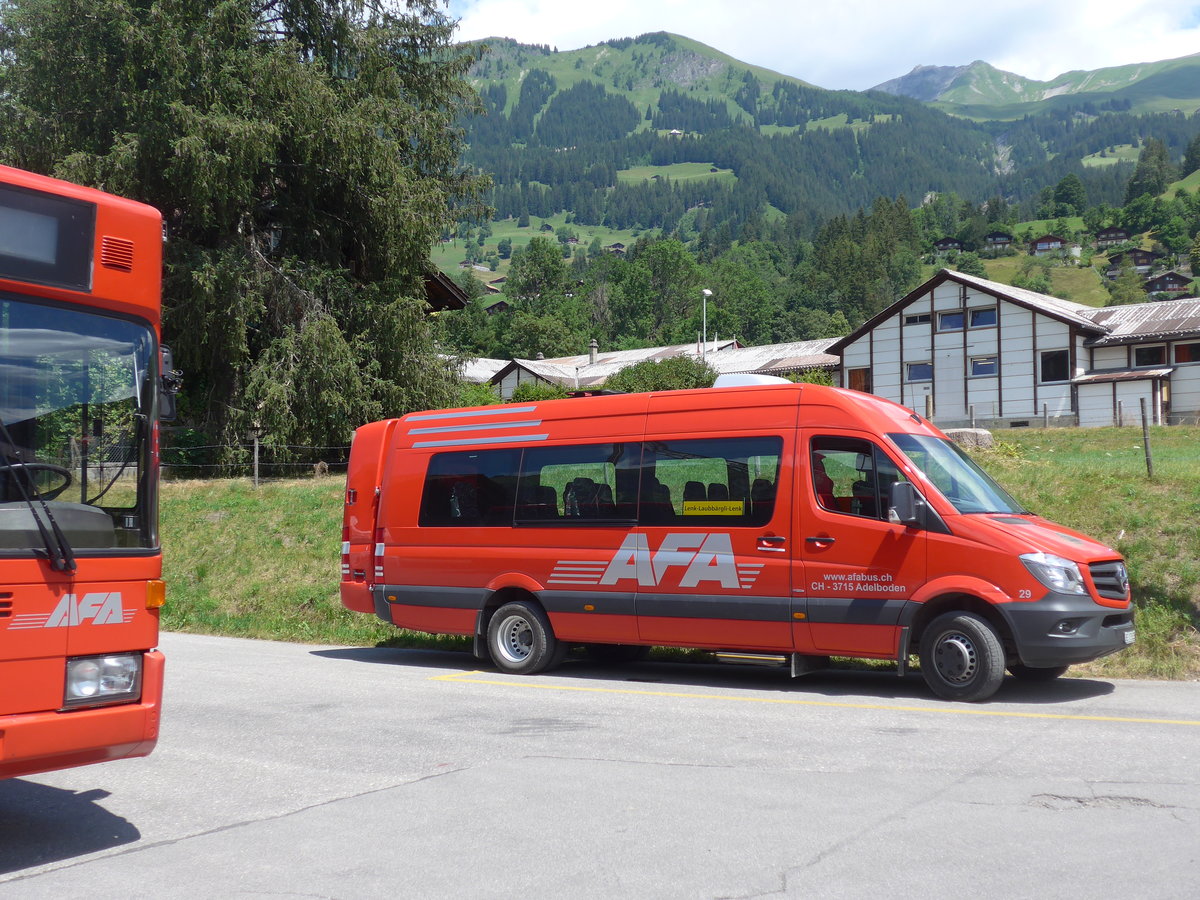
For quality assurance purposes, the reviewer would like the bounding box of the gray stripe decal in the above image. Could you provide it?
[413,434,550,448]
[409,420,541,435]
[408,406,537,422]
[637,593,792,622]
[804,596,907,625]
[540,590,637,617]
[377,585,487,610]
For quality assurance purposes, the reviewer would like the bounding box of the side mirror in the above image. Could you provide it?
[888,480,922,527]
[160,344,183,422]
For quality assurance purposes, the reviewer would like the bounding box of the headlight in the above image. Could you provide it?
[1020,552,1087,595]
[64,654,143,708]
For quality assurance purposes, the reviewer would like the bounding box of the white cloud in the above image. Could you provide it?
[448,0,1200,90]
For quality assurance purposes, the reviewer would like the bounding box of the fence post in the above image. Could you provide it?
[1117,400,1124,428]
[1140,397,1154,478]
[1043,403,1049,429]
[924,394,933,421]
[969,405,975,428]
[253,432,260,488]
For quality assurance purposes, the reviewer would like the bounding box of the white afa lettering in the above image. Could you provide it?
[599,533,741,589]
[44,592,127,628]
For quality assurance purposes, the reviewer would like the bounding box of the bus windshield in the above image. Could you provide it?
[888,432,1027,515]
[0,294,157,551]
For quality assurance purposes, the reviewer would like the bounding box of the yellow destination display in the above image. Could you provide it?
[682,500,746,516]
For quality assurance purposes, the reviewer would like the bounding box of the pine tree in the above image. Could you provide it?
[0,0,488,448]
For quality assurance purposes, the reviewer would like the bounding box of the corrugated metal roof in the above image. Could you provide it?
[947,271,1103,330]
[704,339,840,375]
[1082,298,1200,345]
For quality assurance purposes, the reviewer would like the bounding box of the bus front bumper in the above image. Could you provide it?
[0,649,164,780]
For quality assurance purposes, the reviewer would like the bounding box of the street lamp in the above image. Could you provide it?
[701,289,712,361]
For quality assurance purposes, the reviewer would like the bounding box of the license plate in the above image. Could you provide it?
[1124,630,1136,645]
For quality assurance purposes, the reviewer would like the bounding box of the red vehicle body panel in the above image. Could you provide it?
[342,381,1134,683]
[0,165,165,778]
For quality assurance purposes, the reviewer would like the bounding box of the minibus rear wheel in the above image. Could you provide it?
[487,601,567,675]
[918,612,1005,702]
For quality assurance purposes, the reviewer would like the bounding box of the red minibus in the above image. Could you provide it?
[341,376,1133,701]
[0,165,168,777]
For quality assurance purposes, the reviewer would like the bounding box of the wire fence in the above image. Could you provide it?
[160,440,350,481]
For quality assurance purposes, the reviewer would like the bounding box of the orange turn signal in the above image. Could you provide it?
[146,579,166,609]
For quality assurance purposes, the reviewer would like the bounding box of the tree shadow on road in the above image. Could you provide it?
[311,646,1117,706]
[0,781,139,875]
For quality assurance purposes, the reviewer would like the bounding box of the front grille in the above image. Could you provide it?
[1089,560,1129,600]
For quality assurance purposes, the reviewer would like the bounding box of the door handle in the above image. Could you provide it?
[806,535,836,546]
[757,535,786,553]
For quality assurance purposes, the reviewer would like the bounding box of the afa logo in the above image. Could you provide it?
[547,533,765,590]
[8,592,134,630]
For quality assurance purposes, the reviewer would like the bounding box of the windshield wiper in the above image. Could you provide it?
[0,421,76,573]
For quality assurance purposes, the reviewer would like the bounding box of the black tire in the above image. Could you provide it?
[919,612,1005,702]
[584,643,650,664]
[1008,663,1070,682]
[486,601,567,675]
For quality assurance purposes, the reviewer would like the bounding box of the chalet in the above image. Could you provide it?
[605,242,627,256]
[832,269,1200,428]
[482,297,510,316]
[1105,248,1162,276]
[983,231,1013,249]
[1144,271,1193,296]
[1095,226,1129,248]
[933,237,963,253]
[1030,234,1070,256]
[423,269,470,312]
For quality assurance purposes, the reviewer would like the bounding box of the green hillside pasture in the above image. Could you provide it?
[432,213,643,285]
[1082,143,1140,167]
[159,427,1200,679]
[616,162,736,184]
[981,256,1111,306]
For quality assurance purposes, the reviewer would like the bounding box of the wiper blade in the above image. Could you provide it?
[0,425,76,573]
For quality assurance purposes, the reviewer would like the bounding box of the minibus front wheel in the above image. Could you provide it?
[487,600,568,675]
[919,612,1006,702]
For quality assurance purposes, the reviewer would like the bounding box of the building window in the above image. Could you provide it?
[906,361,933,382]
[969,307,997,328]
[1174,342,1200,364]
[904,312,931,326]
[1039,349,1070,383]
[1134,345,1166,367]
[847,367,872,393]
[937,311,964,331]
[970,356,998,377]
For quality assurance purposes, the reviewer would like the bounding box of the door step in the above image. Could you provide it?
[713,652,829,677]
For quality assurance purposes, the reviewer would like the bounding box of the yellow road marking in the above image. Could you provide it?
[432,671,1200,726]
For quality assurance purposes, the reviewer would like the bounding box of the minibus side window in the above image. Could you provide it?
[419,448,521,526]
[811,436,902,521]
[640,437,782,527]
[516,443,638,523]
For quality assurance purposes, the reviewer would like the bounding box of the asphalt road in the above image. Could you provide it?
[2,632,1199,899]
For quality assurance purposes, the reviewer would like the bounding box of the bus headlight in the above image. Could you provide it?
[64,654,143,708]
[1020,552,1087,595]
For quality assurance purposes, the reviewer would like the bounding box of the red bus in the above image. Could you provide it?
[0,165,168,777]
[341,376,1134,702]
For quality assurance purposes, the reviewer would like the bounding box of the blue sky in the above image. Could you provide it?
[447,0,1200,91]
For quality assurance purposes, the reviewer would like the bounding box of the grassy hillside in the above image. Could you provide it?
[160,427,1200,679]
[928,53,1200,119]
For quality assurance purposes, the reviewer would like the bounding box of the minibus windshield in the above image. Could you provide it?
[888,433,1027,515]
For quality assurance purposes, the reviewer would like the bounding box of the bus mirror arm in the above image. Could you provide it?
[160,344,183,422]
[888,481,923,528]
